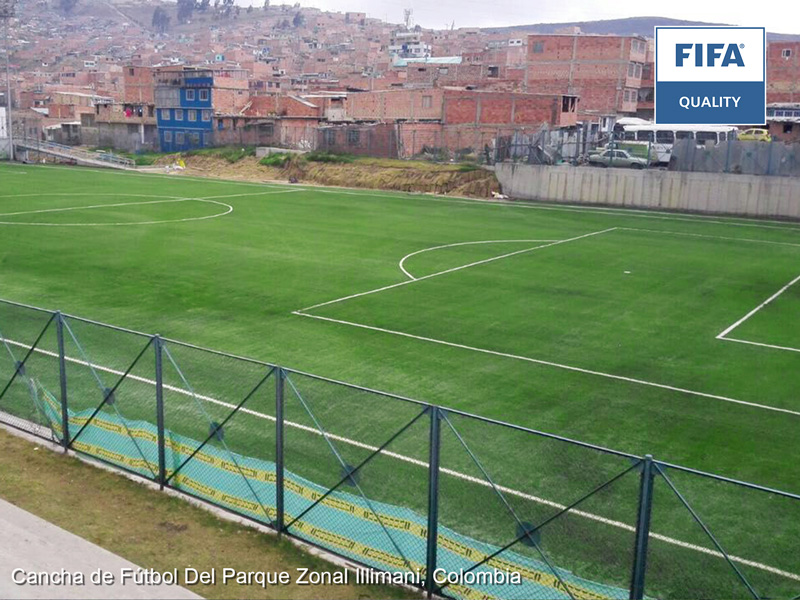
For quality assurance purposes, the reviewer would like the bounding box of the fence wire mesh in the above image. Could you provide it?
[1,299,799,600]
[282,370,431,578]
[645,464,800,599]
[0,303,60,439]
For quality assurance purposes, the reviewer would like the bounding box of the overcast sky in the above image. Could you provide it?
[267,0,798,34]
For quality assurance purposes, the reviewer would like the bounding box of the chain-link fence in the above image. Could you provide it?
[1,297,799,600]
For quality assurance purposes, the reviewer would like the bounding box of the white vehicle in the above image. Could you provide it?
[615,123,738,164]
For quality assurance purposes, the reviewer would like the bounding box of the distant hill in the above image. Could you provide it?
[483,16,800,41]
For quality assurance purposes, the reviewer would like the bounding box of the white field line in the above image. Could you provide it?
[309,188,800,233]
[199,190,302,200]
[292,311,800,419]
[3,339,798,583]
[0,197,191,217]
[721,337,800,353]
[619,227,800,249]
[300,228,617,312]
[0,192,239,227]
[398,240,559,280]
[7,163,299,191]
[0,200,233,227]
[717,274,800,340]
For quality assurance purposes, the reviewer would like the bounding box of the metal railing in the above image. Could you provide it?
[13,140,135,169]
[1,297,799,600]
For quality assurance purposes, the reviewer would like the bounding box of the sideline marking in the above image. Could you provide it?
[620,227,800,248]
[398,239,559,280]
[292,311,800,419]
[7,162,800,233]
[2,337,798,583]
[300,228,617,312]
[0,192,235,227]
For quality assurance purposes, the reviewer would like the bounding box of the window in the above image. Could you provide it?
[783,49,793,59]
[199,89,210,101]
[175,132,185,145]
[438,67,449,75]
[347,129,360,145]
[188,109,197,122]
[623,131,636,141]
[642,64,652,80]
[190,132,200,145]
[656,130,674,143]
[160,109,170,120]
[421,95,432,109]
[675,131,694,140]
[128,68,135,76]
[186,89,196,101]
[259,123,274,137]
[325,129,336,145]
[202,110,212,121]
[488,66,500,78]
[696,131,717,144]
[532,42,543,53]
[628,63,636,77]
[175,109,184,121]
[163,130,172,142]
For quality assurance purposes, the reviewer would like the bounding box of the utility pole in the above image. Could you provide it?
[1,0,14,161]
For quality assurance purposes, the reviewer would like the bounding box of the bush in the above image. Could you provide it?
[186,146,256,163]
[304,151,355,164]
[259,153,293,167]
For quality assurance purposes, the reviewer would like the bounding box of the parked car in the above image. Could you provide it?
[738,128,772,142]
[587,149,649,169]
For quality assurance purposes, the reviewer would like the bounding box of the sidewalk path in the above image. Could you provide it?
[0,499,201,599]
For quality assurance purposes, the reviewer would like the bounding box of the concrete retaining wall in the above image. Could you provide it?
[495,163,800,219]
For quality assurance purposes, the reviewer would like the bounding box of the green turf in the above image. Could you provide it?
[1,162,800,598]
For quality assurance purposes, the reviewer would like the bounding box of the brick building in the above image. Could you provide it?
[767,42,800,103]
[526,33,647,122]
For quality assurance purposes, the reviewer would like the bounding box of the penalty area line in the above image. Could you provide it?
[292,310,800,419]
[300,228,617,312]
[717,272,800,339]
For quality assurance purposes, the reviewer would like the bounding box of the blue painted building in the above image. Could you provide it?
[155,69,215,152]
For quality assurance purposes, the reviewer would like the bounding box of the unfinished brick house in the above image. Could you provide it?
[767,42,800,103]
[526,33,648,123]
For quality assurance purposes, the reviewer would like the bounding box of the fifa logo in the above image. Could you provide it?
[675,43,746,67]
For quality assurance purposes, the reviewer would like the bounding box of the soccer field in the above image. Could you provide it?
[1,162,800,597]
[2,162,800,488]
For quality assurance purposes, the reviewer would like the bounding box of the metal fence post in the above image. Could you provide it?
[630,454,655,599]
[425,405,441,598]
[725,140,733,173]
[154,335,166,489]
[55,312,69,452]
[275,367,285,536]
[766,141,774,176]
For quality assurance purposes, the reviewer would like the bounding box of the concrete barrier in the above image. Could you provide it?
[494,163,800,220]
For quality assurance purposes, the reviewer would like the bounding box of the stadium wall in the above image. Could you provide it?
[495,163,800,219]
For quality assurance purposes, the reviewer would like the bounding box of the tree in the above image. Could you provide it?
[176,0,194,24]
[292,11,304,27]
[263,0,269,9]
[197,0,211,11]
[151,6,170,33]
[59,0,78,15]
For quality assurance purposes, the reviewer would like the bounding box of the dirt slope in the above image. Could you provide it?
[155,155,501,198]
